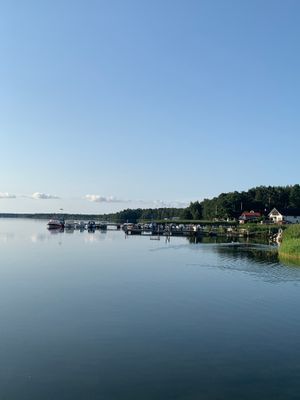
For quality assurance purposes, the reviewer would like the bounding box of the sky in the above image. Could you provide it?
[0,0,299,213]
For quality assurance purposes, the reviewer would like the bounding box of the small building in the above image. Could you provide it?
[268,208,300,224]
[239,210,261,224]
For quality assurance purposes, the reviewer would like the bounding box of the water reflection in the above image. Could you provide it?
[215,243,279,264]
[30,233,48,243]
[187,235,270,245]
[1,219,300,400]
[48,227,64,235]
[278,255,300,268]
[65,228,75,234]
[209,243,300,284]
[0,232,15,242]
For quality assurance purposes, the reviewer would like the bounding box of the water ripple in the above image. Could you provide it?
[213,244,300,284]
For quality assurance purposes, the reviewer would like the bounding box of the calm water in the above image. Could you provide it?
[0,219,300,400]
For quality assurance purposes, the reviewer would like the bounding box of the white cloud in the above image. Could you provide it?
[136,199,187,208]
[84,195,187,208]
[32,192,60,200]
[153,200,169,207]
[85,194,123,203]
[0,192,16,199]
[152,200,188,208]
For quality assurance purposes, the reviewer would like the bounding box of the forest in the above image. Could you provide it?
[117,185,300,222]
[2,185,300,224]
[183,184,300,221]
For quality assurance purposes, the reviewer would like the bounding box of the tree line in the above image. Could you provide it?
[2,185,300,223]
[183,184,300,220]
[116,185,300,222]
[97,185,300,222]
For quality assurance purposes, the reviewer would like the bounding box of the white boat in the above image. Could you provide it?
[75,221,86,230]
[65,220,75,229]
[47,219,64,229]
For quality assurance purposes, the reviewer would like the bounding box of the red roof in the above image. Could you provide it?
[241,212,261,217]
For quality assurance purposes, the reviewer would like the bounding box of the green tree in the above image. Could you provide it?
[290,184,300,208]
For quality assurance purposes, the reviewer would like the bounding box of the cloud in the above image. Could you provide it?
[0,192,16,199]
[85,194,123,203]
[151,200,188,208]
[84,195,187,208]
[32,192,60,200]
[133,199,188,208]
[152,200,170,207]
[136,199,187,208]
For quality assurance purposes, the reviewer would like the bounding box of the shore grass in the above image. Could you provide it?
[279,224,300,261]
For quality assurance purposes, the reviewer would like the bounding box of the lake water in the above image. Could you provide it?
[0,219,300,400]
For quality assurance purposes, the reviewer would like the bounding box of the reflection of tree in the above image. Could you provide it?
[215,244,279,264]
[184,239,300,283]
[186,236,269,245]
[214,245,300,283]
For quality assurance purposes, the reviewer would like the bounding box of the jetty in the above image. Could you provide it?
[123,223,218,238]
[47,220,282,241]
[48,220,121,231]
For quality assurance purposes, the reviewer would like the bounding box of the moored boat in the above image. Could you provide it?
[75,221,86,230]
[47,219,65,229]
[87,220,96,230]
[65,220,75,229]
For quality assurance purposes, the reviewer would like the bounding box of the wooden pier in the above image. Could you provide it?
[123,225,204,238]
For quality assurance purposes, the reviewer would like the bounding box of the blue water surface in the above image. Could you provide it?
[0,219,299,400]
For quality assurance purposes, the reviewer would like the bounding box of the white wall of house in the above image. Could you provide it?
[269,213,300,223]
[269,213,283,223]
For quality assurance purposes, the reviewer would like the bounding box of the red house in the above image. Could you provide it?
[239,210,261,224]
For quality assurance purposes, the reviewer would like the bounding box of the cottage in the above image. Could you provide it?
[268,208,300,224]
[239,210,261,224]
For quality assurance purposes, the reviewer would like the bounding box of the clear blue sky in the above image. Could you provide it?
[1,0,299,213]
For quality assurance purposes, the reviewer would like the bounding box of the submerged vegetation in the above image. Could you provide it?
[279,224,300,261]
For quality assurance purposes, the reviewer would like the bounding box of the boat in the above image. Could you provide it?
[99,223,107,230]
[47,218,65,229]
[65,220,75,229]
[75,221,86,230]
[87,220,96,230]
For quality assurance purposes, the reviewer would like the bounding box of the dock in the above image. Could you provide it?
[122,223,215,238]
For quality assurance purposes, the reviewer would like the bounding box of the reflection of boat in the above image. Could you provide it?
[47,219,65,229]
[48,227,64,234]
